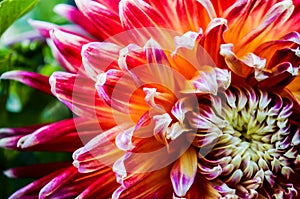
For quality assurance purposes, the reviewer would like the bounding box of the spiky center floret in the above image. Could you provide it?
[189,87,300,198]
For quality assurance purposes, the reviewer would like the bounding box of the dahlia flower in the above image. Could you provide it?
[1,0,300,198]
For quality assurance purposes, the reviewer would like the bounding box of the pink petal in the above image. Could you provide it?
[0,135,22,149]
[94,0,120,11]
[73,126,123,173]
[1,71,51,95]
[8,167,68,199]
[29,19,88,39]
[54,4,101,39]
[50,29,94,72]
[39,166,78,199]
[0,124,44,138]
[16,118,95,149]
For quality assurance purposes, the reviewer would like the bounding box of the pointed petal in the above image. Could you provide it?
[75,169,118,199]
[1,71,51,95]
[197,0,217,20]
[39,166,78,199]
[8,167,68,199]
[75,0,124,40]
[118,167,173,198]
[236,0,295,52]
[16,118,95,148]
[54,4,101,39]
[49,71,115,122]
[29,19,88,39]
[119,0,168,43]
[0,124,44,139]
[170,147,197,197]
[50,29,94,72]
[73,126,124,173]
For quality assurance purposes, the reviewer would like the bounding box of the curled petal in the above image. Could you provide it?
[200,18,227,65]
[50,29,94,72]
[220,43,254,77]
[81,42,121,79]
[49,72,116,124]
[258,62,298,91]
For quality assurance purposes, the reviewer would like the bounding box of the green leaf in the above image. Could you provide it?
[0,0,39,36]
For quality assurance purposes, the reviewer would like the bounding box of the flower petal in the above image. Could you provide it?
[39,166,78,199]
[199,18,227,66]
[49,71,115,122]
[16,118,97,149]
[75,0,124,40]
[50,29,94,73]
[119,0,168,43]
[170,147,197,197]
[1,71,51,95]
[81,42,121,80]
[54,4,101,39]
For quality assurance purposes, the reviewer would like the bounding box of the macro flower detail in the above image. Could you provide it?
[192,87,300,198]
[0,0,299,199]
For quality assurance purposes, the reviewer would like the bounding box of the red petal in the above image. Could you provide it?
[258,62,298,91]
[8,166,69,199]
[199,18,227,67]
[75,0,123,40]
[119,0,168,43]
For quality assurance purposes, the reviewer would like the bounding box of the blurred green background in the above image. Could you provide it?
[0,0,75,198]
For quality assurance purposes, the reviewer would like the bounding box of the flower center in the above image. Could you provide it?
[190,87,300,198]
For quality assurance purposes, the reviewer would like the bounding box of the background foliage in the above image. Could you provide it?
[0,0,75,198]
